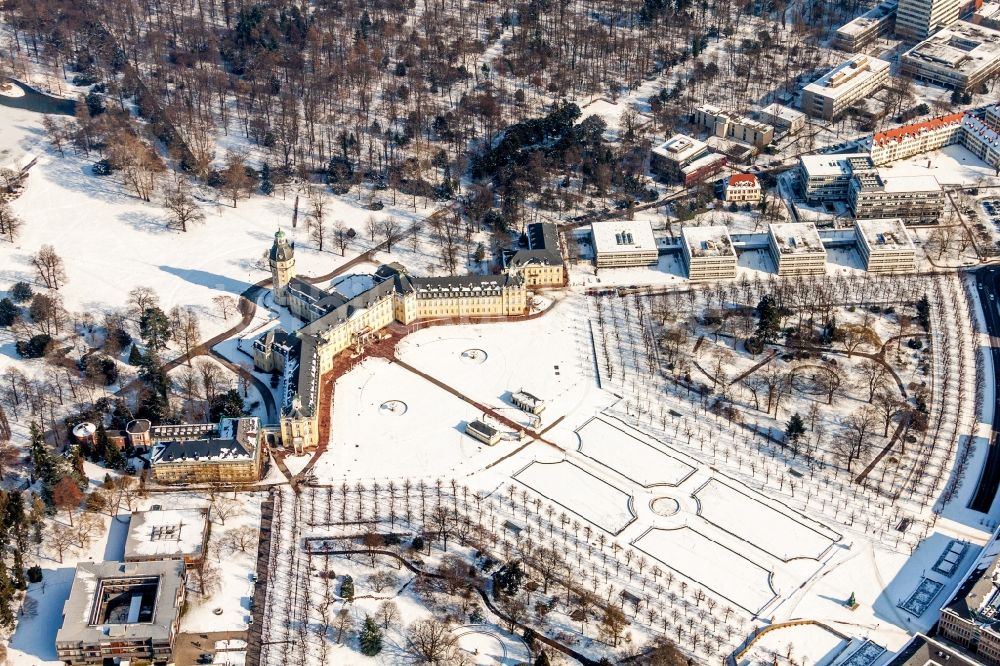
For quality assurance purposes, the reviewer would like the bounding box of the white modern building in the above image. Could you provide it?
[895,0,960,41]
[798,153,875,202]
[681,226,738,281]
[692,104,775,148]
[849,171,945,222]
[855,219,917,273]
[834,0,899,51]
[591,220,659,268]
[901,20,1000,91]
[768,223,828,276]
[801,54,891,120]
[759,104,807,134]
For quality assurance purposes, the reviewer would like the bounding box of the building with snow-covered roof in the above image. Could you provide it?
[759,104,806,134]
[973,1,1000,30]
[855,219,917,273]
[149,417,265,484]
[591,220,658,268]
[936,526,1000,661]
[254,230,529,453]
[692,105,775,148]
[724,174,763,203]
[961,112,1000,169]
[680,152,728,186]
[900,20,1000,91]
[768,223,828,276]
[511,390,545,415]
[651,134,709,179]
[681,226,737,281]
[465,420,501,445]
[798,153,875,202]
[849,171,945,222]
[55,560,185,665]
[866,112,967,164]
[124,508,210,567]
[801,54,891,120]
[505,222,565,287]
[834,0,898,51]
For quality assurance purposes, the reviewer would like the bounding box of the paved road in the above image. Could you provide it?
[970,267,1000,512]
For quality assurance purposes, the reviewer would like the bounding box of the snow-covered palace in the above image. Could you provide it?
[253,228,564,453]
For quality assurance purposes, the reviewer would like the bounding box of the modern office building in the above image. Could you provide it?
[900,20,1000,91]
[55,560,186,665]
[798,153,875,202]
[854,218,918,272]
[591,220,659,268]
[768,223,828,276]
[681,226,738,281]
[801,54,891,120]
[834,0,899,51]
[848,171,945,222]
[895,0,960,41]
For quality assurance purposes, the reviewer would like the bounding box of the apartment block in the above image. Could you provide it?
[849,171,945,222]
[834,0,899,51]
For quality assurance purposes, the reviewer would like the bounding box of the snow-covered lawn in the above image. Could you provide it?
[694,477,840,561]
[394,297,596,430]
[577,417,695,487]
[743,622,851,666]
[632,526,777,613]
[314,357,509,481]
[514,460,635,534]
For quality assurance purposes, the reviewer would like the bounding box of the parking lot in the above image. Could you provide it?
[984,199,1000,228]
[174,630,248,665]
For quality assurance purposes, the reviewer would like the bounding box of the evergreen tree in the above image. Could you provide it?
[28,423,60,495]
[70,446,86,479]
[0,297,18,326]
[139,306,171,350]
[209,389,246,422]
[0,558,16,630]
[340,575,354,599]
[785,413,806,453]
[136,351,171,421]
[260,162,274,195]
[105,439,126,470]
[94,423,111,462]
[128,343,145,365]
[1,490,29,589]
[10,281,33,302]
[359,615,383,656]
[534,652,552,666]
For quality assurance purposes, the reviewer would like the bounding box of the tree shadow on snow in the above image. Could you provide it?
[158,265,251,296]
[9,566,76,661]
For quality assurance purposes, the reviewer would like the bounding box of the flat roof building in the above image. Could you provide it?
[56,560,186,666]
[855,218,917,273]
[849,171,945,222]
[936,528,1000,662]
[801,54,891,120]
[900,20,1000,91]
[759,104,807,134]
[681,226,738,281]
[798,153,875,202]
[651,134,710,181]
[768,223,828,276]
[896,0,960,41]
[835,0,899,51]
[591,220,659,268]
[692,105,775,148]
[124,508,210,567]
[466,420,502,446]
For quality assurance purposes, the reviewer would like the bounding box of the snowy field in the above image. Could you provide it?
[694,478,839,561]
[742,622,851,666]
[313,357,511,480]
[395,297,597,430]
[577,417,695,487]
[632,526,777,613]
[514,460,636,534]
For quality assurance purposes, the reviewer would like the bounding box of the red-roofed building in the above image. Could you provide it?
[724,173,762,203]
[867,112,966,164]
